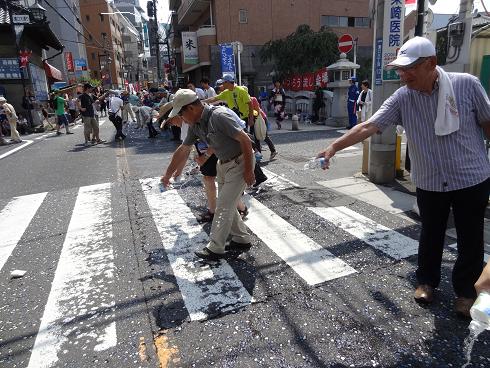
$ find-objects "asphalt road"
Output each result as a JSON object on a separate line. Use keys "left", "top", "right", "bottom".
{"left": 0, "top": 117, "right": 489, "bottom": 368}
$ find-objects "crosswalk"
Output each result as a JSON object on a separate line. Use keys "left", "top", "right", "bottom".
{"left": 0, "top": 171, "right": 486, "bottom": 366}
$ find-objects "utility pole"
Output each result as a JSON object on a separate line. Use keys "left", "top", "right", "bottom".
{"left": 368, "top": 0, "right": 405, "bottom": 184}
{"left": 444, "top": 0, "right": 473, "bottom": 73}
{"left": 153, "top": 0, "right": 161, "bottom": 84}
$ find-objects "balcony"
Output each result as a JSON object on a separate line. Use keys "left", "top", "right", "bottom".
{"left": 177, "top": 0, "right": 210, "bottom": 26}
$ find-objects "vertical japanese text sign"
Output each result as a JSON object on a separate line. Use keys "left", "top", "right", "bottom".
{"left": 382, "top": 0, "right": 405, "bottom": 81}
{"left": 182, "top": 32, "right": 198, "bottom": 65}
{"left": 219, "top": 44, "right": 235, "bottom": 78}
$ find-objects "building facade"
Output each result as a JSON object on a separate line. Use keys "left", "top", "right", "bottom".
{"left": 169, "top": 0, "right": 373, "bottom": 91}
{"left": 43, "top": 0, "right": 89, "bottom": 85}
{"left": 79, "top": 0, "right": 126, "bottom": 88}
{"left": 113, "top": 0, "right": 152, "bottom": 86}
{"left": 0, "top": 0, "right": 63, "bottom": 123}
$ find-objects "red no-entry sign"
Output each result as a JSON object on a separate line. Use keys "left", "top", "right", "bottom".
{"left": 338, "top": 34, "right": 354, "bottom": 53}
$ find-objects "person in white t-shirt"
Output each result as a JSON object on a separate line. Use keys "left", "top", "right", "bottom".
{"left": 200, "top": 77, "right": 216, "bottom": 99}
{"left": 108, "top": 92, "right": 125, "bottom": 140}
{"left": 187, "top": 82, "right": 206, "bottom": 100}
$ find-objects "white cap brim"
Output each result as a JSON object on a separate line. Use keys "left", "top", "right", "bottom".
{"left": 386, "top": 55, "right": 419, "bottom": 70}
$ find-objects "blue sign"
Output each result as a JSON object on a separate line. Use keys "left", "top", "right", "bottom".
{"left": 375, "top": 38, "right": 383, "bottom": 86}
{"left": 74, "top": 59, "right": 87, "bottom": 71}
{"left": 0, "top": 58, "right": 23, "bottom": 79}
{"left": 219, "top": 44, "right": 235, "bottom": 77}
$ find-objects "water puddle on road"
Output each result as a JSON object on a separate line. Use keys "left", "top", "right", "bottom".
{"left": 462, "top": 322, "right": 486, "bottom": 368}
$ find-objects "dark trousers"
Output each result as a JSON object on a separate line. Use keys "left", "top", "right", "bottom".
{"left": 416, "top": 178, "right": 490, "bottom": 298}
{"left": 250, "top": 124, "right": 275, "bottom": 153}
{"left": 147, "top": 121, "right": 158, "bottom": 137}
{"left": 347, "top": 101, "right": 357, "bottom": 127}
{"left": 171, "top": 125, "right": 181, "bottom": 140}
{"left": 110, "top": 115, "right": 125, "bottom": 140}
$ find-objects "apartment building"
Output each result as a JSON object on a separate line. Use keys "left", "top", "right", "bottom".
{"left": 79, "top": 0, "right": 126, "bottom": 88}
{"left": 43, "top": 0, "right": 89, "bottom": 84}
{"left": 169, "top": 0, "right": 373, "bottom": 90}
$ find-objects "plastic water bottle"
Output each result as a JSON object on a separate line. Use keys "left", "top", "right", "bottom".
{"left": 255, "top": 151, "right": 263, "bottom": 162}
{"left": 469, "top": 292, "right": 490, "bottom": 334}
{"left": 304, "top": 157, "right": 329, "bottom": 170}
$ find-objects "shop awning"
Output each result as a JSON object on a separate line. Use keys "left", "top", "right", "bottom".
{"left": 44, "top": 62, "right": 63, "bottom": 81}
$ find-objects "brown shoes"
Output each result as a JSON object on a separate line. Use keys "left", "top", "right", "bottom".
{"left": 454, "top": 297, "right": 475, "bottom": 319}
{"left": 414, "top": 284, "right": 434, "bottom": 304}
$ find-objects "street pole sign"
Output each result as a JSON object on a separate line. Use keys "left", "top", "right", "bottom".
{"left": 338, "top": 34, "right": 354, "bottom": 53}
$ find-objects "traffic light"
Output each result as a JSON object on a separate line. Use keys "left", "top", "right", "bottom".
{"left": 147, "top": 1, "right": 154, "bottom": 18}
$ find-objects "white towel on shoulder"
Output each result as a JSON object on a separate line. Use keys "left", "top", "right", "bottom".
{"left": 434, "top": 66, "right": 460, "bottom": 136}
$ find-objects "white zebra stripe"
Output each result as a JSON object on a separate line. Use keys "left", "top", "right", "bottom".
{"left": 243, "top": 195, "right": 357, "bottom": 285}
{"left": 28, "top": 183, "right": 116, "bottom": 368}
{"left": 140, "top": 177, "right": 253, "bottom": 321}
{"left": 309, "top": 206, "right": 419, "bottom": 260}
{"left": 0, "top": 192, "right": 47, "bottom": 272}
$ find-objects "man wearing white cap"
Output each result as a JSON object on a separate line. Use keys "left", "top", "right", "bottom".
{"left": 316, "top": 36, "right": 490, "bottom": 317}
{"left": 161, "top": 89, "right": 255, "bottom": 261}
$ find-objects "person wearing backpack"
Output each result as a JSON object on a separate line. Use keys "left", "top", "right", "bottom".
{"left": 243, "top": 86, "right": 277, "bottom": 161}
{"left": 161, "top": 89, "right": 255, "bottom": 261}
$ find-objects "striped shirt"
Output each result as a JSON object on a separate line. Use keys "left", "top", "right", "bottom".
{"left": 370, "top": 73, "right": 490, "bottom": 192}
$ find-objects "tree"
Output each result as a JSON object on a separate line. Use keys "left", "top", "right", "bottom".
{"left": 260, "top": 25, "right": 339, "bottom": 80}
{"left": 77, "top": 76, "right": 101, "bottom": 87}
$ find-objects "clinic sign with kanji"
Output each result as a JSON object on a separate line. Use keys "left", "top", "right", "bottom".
{"left": 382, "top": 0, "right": 405, "bottom": 81}
{"left": 182, "top": 32, "right": 198, "bottom": 65}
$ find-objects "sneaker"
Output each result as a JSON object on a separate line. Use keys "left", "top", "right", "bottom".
{"left": 66, "top": 132, "right": 74, "bottom": 135}
{"left": 270, "top": 151, "right": 278, "bottom": 160}
{"left": 96, "top": 139, "right": 106, "bottom": 144}
{"left": 56, "top": 131, "right": 62, "bottom": 135}
{"left": 225, "top": 240, "right": 252, "bottom": 253}
{"left": 91, "top": 139, "right": 96, "bottom": 144}
{"left": 197, "top": 210, "right": 214, "bottom": 223}
{"left": 84, "top": 142, "right": 90, "bottom": 147}
{"left": 194, "top": 247, "right": 225, "bottom": 261}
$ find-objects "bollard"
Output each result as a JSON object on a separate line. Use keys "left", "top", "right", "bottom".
{"left": 362, "top": 139, "right": 369, "bottom": 174}
{"left": 395, "top": 134, "right": 404, "bottom": 178}
{"left": 291, "top": 114, "right": 299, "bottom": 131}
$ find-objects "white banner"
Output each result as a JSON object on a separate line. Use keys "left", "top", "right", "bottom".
{"left": 382, "top": 0, "right": 405, "bottom": 81}
{"left": 182, "top": 32, "right": 198, "bottom": 65}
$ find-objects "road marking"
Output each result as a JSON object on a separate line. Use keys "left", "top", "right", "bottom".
{"left": 261, "top": 168, "right": 300, "bottom": 191}
{"left": 0, "top": 139, "right": 33, "bottom": 160}
{"left": 0, "top": 192, "right": 47, "bottom": 272}
{"left": 243, "top": 195, "right": 357, "bottom": 285}
{"left": 34, "top": 133, "right": 50, "bottom": 140}
{"left": 28, "top": 183, "right": 116, "bottom": 367}
{"left": 309, "top": 206, "right": 419, "bottom": 260}
{"left": 140, "top": 177, "right": 253, "bottom": 321}
{"left": 317, "top": 177, "right": 415, "bottom": 215}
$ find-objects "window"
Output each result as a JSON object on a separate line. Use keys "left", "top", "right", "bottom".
{"left": 355, "top": 17, "right": 370, "bottom": 28}
{"left": 321, "top": 15, "right": 370, "bottom": 28}
{"left": 91, "top": 52, "right": 96, "bottom": 60}
{"left": 239, "top": 9, "right": 247, "bottom": 24}
{"left": 88, "top": 34, "right": 93, "bottom": 41}
{"left": 99, "top": 14, "right": 104, "bottom": 22}
{"left": 321, "top": 15, "right": 338, "bottom": 27}
{"left": 85, "top": 14, "right": 90, "bottom": 21}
